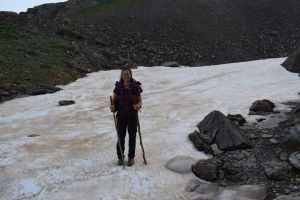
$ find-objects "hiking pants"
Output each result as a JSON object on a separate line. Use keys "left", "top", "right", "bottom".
{"left": 116, "top": 113, "right": 137, "bottom": 160}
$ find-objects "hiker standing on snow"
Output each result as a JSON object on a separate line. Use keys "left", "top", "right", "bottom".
{"left": 110, "top": 67, "right": 142, "bottom": 166}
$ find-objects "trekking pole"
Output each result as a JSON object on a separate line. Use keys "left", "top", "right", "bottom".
{"left": 110, "top": 96, "right": 125, "bottom": 169}
{"left": 137, "top": 112, "right": 147, "bottom": 165}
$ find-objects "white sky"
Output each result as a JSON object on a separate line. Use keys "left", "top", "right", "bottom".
{"left": 0, "top": 0, "right": 67, "bottom": 13}
{"left": 0, "top": 58, "right": 300, "bottom": 199}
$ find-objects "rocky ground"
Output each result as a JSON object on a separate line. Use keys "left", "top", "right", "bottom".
{"left": 190, "top": 99, "right": 300, "bottom": 199}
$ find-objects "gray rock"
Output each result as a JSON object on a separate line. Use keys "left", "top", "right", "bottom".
{"left": 189, "top": 131, "right": 213, "bottom": 154}
{"left": 28, "top": 134, "right": 40, "bottom": 137}
{"left": 279, "top": 151, "right": 289, "bottom": 161}
{"left": 261, "top": 159, "right": 292, "bottom": 180}
{"left": 165, "top": 155, "right": 197, "bottom": 174}
{"left": 210, "top": 143, "right": 224, "bottom": 155}
{"left": 284, "top": 124, "right": 300, "bottom": 147}
{"left": 289, "top": 151, "right": 300, "bottom": 170}
{"left": 270, "top": 138, "right": 279, "bottom": 144}
{"left": 221, "top": 150, "right": 257, "bottom": 175}
{"left": 250, "top": 99, "right": 275, "bottom": 112}
{"left": 262, "top": 134, "right": 273, "bottom": 138}
{"left": 161, "top": 61, "right": 180, "bottom": 67}
{"left": 227, "top": 114, "right": 246, "bottom": 126}
{"left": 192, "top": 157, "right": 218, "bottom": 181}
{"left": 58, "top": 100, "right": 75, "bottom": 106}
{"left": 281, "top": 49, "right": 300, "bottom": 73}
{"left": 273, "top": 192, "right": 300, "bottom": 200}
{"left": 197, "top": 110, "right": 252, "bottom": 150}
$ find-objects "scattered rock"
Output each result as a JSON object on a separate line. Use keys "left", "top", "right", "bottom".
{"left": 28, "top": 134, "right": 40, "bottom": 137}
{"left": 250, "top": 99, "right": 275, "bottom": 112}
{"left": 210, "top": 143, "right": 224, "bottom": 156}
{"left": 58, "top": 100, "right": 75, "bottom": 106}
{"left": 269, "top": 138, "right": 279, "bottom": 144}
{"left": 262, "top": 134, "right": 273, "bottom": 138}
{"left": 189, "top": 131, "right": 213, "bottom": 154}
{"left": 284, "top": 124, "right": 300, "bottom": 147}
{"left": 257, "top": 118, "right": 266, "bottom": 122}
{"left": 220, "top": 150, "right": 257, "bottom": 178}
{"left": 289, "top": 151, "right": 300, "bottom": 170}
{"left": 161, "top": 61, "right": 180, "bottom": 67}
{"left": 191, "top": 157, "right": 218, "bottom": 181}
{"left": 227, "top": 114, "right": 246, "bottom": 126}
{"left": 40, "top": 64, "right": 50, "bottom": 69}
{"left": 279, "top": 151, "right": 289, "bottom": 161}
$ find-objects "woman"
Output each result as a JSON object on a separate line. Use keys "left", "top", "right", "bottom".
{"left": 110, "top": 67, "right": 142, "bottom": 166}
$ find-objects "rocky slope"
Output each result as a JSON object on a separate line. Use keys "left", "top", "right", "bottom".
{"left": 1, "top": 0, "right": 300, "bottom": 102}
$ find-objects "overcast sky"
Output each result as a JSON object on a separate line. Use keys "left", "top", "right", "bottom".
{"left": 0, "top": 0, "right": 67, "bottom": 13}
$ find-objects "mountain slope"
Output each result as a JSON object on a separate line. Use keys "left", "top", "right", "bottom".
{"left": 0, "top": 0, "right": 299, "bottom": 102}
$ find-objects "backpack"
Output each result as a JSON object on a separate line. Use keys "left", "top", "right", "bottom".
{"left": 114, "top": 79, "right": 143, "bottom": 111}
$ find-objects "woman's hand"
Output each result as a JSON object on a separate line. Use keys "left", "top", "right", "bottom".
{"left": 133, "top": 104, "right": 141, "bottom": 111}
{"left": 110, "top": 104, "right": 116, "bottom": 112}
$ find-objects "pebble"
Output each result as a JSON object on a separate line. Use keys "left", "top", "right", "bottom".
{"left": 270, "top": 138, "right": 279, "bottom": 144}
{"left": 262, "top": 134, "right": 273, "bottom": 138}
{"left": 283, "top": 188, "right": 290, "bottom": 194}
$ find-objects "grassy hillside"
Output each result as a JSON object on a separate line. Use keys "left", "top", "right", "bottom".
{"left": 0, "top": 24, "right": 81, "bottom": 99}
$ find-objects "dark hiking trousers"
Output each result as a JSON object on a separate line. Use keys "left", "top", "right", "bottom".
{"left": 116, "top": 113, "right": 137, "bottom": 160}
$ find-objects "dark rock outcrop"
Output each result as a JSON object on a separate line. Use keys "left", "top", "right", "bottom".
{"left": 196, "top": 110, "right": 252, "bottom": 150}
{"left": 281, "top": 49, "right": 300, "bottom": 73}
{"left": 227, "top": 114, "right": 246, "bottom": 126}
{"left": 26, "top": 83, "right": 62, "bottom": 95}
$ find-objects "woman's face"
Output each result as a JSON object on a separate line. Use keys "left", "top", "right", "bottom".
{"left": 122, "top": 70, "right": 132, "bottom": 82}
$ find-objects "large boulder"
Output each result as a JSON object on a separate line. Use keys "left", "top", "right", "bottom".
{"left": 250, "top": 99, "right": 275, "bottom": 112}
{"left": 191, "top": 157, "right": 219, "bottom": 181}
{"left": 281, "top": 49, "right": 300, "bottom": 73}
{"left": 196, "top": 110, "right": 252, "bottom": 150}
{"left": 289, "top": 151, "right": 300, "bottom": 170}
{"left": 165, "top": 156, "right": 197, "bottom": 174}
{"left": 283, "top": 105, "right": 300, "bottom": 147}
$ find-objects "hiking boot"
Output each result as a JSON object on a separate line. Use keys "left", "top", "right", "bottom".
{"left": 117, "top": 159, "right": 124, "bottom": 166}
{"left": 127, "top": 158, "right": 135, "bottom": 166}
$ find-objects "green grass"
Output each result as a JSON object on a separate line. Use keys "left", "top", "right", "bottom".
{"left": 71, "top": 0, "right": 143, "bottom": 20}
{"left": 0, "top": 24, "right": 80, "bottom": 93}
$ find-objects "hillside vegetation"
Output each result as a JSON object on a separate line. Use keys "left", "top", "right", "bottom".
{"left": 0, "top": 24, "right": 82, "bottom": 101}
